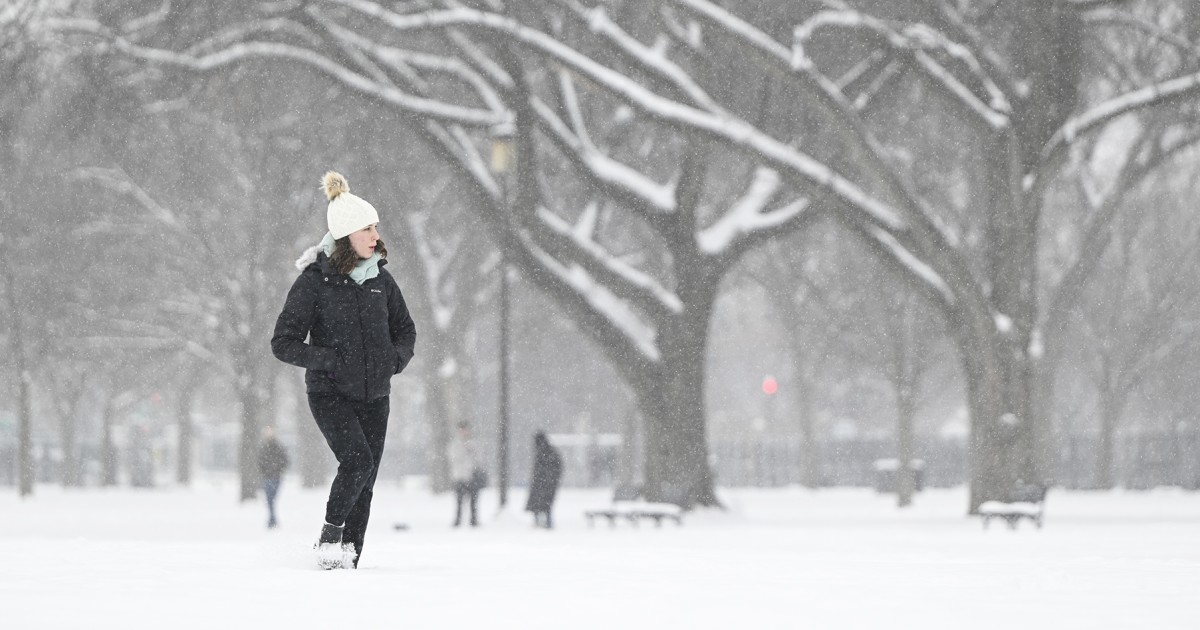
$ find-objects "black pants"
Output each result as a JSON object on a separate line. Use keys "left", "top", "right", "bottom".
{"left": 309, "top": 393, "right": 390, "bottom": 561}
{"left": 453, "top": 481, "right": 479, "bottom": 526}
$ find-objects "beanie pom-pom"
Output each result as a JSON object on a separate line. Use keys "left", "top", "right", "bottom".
{"left": 321, "top": 171, "right": 349, "bottom": 201}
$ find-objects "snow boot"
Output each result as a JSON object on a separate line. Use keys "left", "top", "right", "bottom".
{"left": 314, "top": 522, "right": 356, "bottom": 570}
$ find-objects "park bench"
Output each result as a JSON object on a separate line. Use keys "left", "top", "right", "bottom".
{"left": 870, "top": 458, "right": 926, "bottom": 494}
{"left": 584, "top": 485, "right": 685, "bottom": 528}
{"left": 977, "top": 483, "right": 1048, "bottom": 530}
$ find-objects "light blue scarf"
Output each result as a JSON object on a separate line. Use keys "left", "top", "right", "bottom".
{"left": 321, "top": 231, "right": 382, "bottom": 285}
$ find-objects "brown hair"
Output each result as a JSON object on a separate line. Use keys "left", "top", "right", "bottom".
{"left": 329, "top": 236, "right": 387, "bottom": 275}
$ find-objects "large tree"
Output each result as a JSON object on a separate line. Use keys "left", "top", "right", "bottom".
{"left": 61, "top": 0, "right": 1200, "bottom": 509}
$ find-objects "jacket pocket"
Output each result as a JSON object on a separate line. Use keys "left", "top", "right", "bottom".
{"left": 315, "top": 345, "right": 352, "bottom": 396}
{"left": 311, "top": 346, "right": 338, "bottom": 372}
{"left": 395, "top": 346, "right": 413, "bottom": 374}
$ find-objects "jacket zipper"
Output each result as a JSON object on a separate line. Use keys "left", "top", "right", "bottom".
{"left": 356, "top": 281, "right": 369, "bottom": 399}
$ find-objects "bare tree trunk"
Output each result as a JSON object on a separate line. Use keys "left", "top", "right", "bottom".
{"left": 618, "top": 406, "right": 639, "bottom": 489}
{"left": 176, "top": 399, "right": 193, "bottom": 486}
{"left": 953, "top": 3, "right": 1083, "bottom": 510}
{"left": 236, "top": 380, "right": 264, "bottom": 501}
{"left": 421, "top": 329, "right": 461, "bottom": 494}
{"left": 895, "top": 395, "right": 916, "bottom": 508}
{"left": 295, "top": 373, "right": 330, "bottom": 489}
{"left": 795, "top": 372, "right": 821, "bottom": 489}
{"left": 4, "top": 266, "right": 34, "bottom": 497}
{"left": 638, "top": 376, "right": 718, "bottom": 507}
{"left": 895, "top": 306, "right": 918, "bottom": 508}
{"left": 59, "top": 413, "right": 81, "bottom": 488}
{"left": 1029, "top": 347, "right": 1059, "bottom": 485}
{"left": 426, "top": 372, "right": 457, "bottom": 494}
{"left": 897, "top": 369, "right": 912, "bottom": 506}
{"left": 226, "top": 268, "right": 279, "bottom": 501}
{"left": 16, "top": 348, "right": 34, "bottom": 497}
{"left": 101, "top": 394, "right": 119, "bottom": 487}
{"left": 962, "top": 349, "right": 1025, "bottom": 508}
{"left": 960, "top": 124, "right": 1041, "bottom": 510}
{"left": 637, "top": 283, "right": 720, "bottom": 508}
{"left": 957, "top": 299, "right": 1031, "bottom": 511}
{"left": 175, "top": 365, "right": 201, "bottom": 486}
{"left": 1094, "top": 379, "right": 1124, "bottom": 489}
{"left": 232, "top": 344, "right": 272, "bottom": 500}
{"left": 53, "top": 371, "right": 88, "bottom": 488}
{"left": 1, "top": 15, "right": 36, "bottom": 498}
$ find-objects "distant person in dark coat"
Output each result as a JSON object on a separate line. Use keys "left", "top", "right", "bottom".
{"left": 525, "top": 431, "right": 563, "bottom": 529}
{"left": 258, "top": 426, "right": 290, "bottom": 529}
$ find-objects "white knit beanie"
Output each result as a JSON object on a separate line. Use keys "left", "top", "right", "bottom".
{"left": 322, "top": 171, "right": 379, "bottom": 239}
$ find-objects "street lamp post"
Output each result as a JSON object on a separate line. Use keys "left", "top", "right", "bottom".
{"left": 490, "top": 124, "right": 515, "bottom": 508}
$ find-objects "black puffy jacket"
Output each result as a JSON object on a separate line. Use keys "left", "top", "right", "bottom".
{"left": 271, "top": 247, "right": 416, "bottom": 401}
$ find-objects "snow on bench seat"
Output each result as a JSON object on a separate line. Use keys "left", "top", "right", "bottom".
{"left": 585, "top": 500, "right": 684, "bottom": 527}
{"left": 977, "top": 485, "right": 1048, "bottom": 530}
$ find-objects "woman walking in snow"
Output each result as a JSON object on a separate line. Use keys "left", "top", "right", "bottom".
{"left": 271, "top": 171, "right": 417, "bottom": 569}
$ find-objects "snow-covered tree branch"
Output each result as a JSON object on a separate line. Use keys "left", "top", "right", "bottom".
{"left": 59, "top": 0, "right": 1200, "bottom": 510}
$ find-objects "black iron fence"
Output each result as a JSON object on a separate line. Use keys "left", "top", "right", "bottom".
{"left": 709, "top": 430, "right": 1200, "bottom": 490}
{"left": 4, "top": 430, "right": 1199, "bottom": 490}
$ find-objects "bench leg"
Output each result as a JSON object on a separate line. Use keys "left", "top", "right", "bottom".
{"left": 984, "top": 510, "right": 1046, "bottom": 531}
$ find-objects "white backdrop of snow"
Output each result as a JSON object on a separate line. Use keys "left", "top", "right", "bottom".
{"left": 2, "top": 481, "right": 1198, "bottom": 629}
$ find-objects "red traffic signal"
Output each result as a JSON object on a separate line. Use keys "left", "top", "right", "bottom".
{"left": 762, "top": 377, "right": 778, "bottom": 396}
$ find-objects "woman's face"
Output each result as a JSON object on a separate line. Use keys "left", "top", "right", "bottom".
{"left": 348, "top": 223, "right": 380, "bottom": 259}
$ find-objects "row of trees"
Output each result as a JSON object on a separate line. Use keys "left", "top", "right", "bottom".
{"left": 3, "top": 0, "right": 1199, "bottom": 511}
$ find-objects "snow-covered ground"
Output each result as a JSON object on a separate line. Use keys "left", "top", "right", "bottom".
{"left": 2, "top": 480, "right": 1197, "bottom": 629}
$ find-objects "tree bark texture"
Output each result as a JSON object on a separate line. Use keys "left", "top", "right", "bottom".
{"left": 4, "top": 267, "right": 34, "bottom": 497}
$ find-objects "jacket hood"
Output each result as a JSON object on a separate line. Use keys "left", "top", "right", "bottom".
{"left": 295, "top": 242, "right": 324, "bottom": 271}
